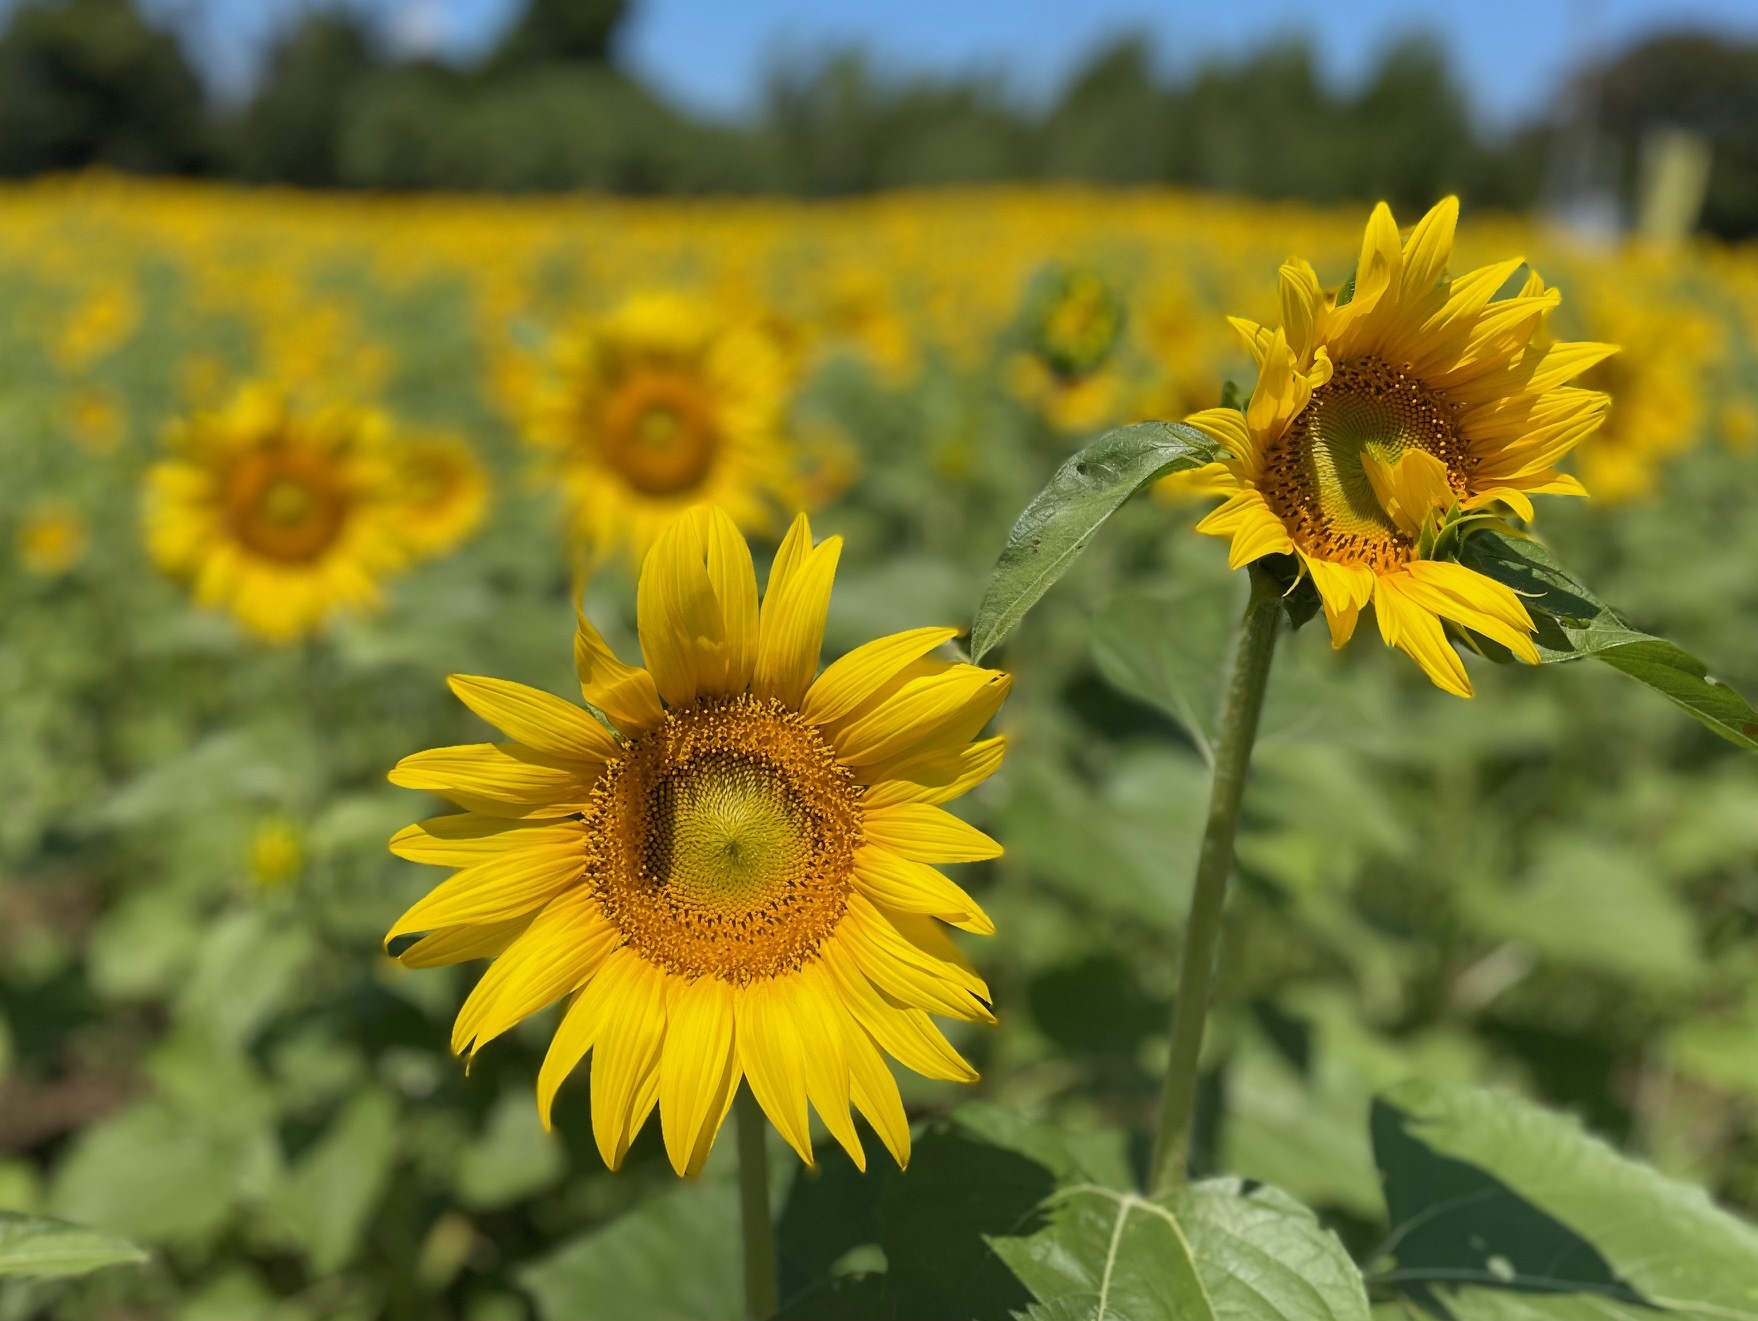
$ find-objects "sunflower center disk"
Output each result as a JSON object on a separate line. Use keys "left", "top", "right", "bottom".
{"left": 224, "top": 444, "right": 350, "bottom": 563}
{"left": 590, "top": 697, "right": 862, "bottom": 983}
{"left": 600, "top": 369, "right": 719, "bottom": 497}
{"left": 1262, "top": 356, "right": 1469, "bottom": 569}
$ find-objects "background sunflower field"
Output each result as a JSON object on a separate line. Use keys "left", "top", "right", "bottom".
{"left": 4, "top": 1, "right": 1758, "bottom": 1318}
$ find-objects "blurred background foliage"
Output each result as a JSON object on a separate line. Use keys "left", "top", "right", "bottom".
{"left": 0, "top": 0, "right": 1755, "bottom": 235}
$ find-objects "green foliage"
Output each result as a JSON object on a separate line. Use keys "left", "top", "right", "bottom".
{"left": 522, "top": 1182, "right": 742, "bottom": 1321}
{"left": 0, "top": 0, "right": 208, "bottom": 177}
{"left": 1371, "top": 1080, "right": 1758, "bottom": 1317}
{"left": 0, "top": 1214, "right": 145, "bottom": 1279}
{"left": 969, "top": 421, "right": 1222, "bottom": 663}
{"left": 1460, "top": 528, "right": 1758, "bottom": 751}
{"left": 994, "top": 1180, "right": 1371, "bottom": 1321}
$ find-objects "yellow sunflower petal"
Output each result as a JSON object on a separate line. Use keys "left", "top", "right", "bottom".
{"left": 390, "top": 814, "right": 581, "bottom": 867}
{"left": 791, "top": 964, "right": 866, "bottom": 1170}
{"left": 860, "top": 736, "right": 1006, "bottom": 809}
{"left": 636, "top": 506, "right": 734, "bottom": 706}
{"left": 819, "top": 937, "right": 978, "bottom": 1083}
{"left": 659, "top": 974, "right": 739, "bottom": 1177}
{"left": 574, "top": 612, "right": 664, "bottom": 735}
{"left": 801, "top": 626, "right": 959, "bottom": 727}
{"left": 736, "top": 978, "right": 815, "bottom": 1165}
{"left": 537, "top": 948, "right": 649, "bottom": 1130}
{"left": 451, "top": 889, "right": 619, "bottom": 1056}
{"left": 1301, "top": 555, "right": 1375, "bottom": 649}
{"left": 1182, "top": 408, "right": 1256, "bottom": 463}
{"left": 448, "top": 674, "right": 621, "bottom": 762}
{"left": 852, "top": 846, "right": 994, "bottom": 935}
{"left": 588, "top": 951, "right": 668, "bottom": 1171}
{"left": 844, "top": 1018, "right": 911, "bottom": 1168}
{"left": 1399, "top": 196, "right": 1458, "bottom": 305}
{"left": 394, "top": 914, "right": 533, "bottom": 969}
{"left": 385, "top": 843, "right": 586, "bottom": 942}
{"left": 837, "top": 896, "right": 992, "bottom": 1022}
{"left": 834, "top": 667, "right": 1010, "bottom": 769}
{"left": 1399, "top": 560, "right": 1540, "bottom": 664}
{"left": 1373, "top": 575, "right": 1472, "bottom": 698}
{"left": 862, "top": 804, "right": 1001, "bottom": 863}
{"left": 388, "top": 744, "right": 598, "bottom": 818}
{"left": 755, "top": 514, "right": 843, "bottom": 708}
{"left": 1278, "top": 258, "right": 1324, "bottom": 361}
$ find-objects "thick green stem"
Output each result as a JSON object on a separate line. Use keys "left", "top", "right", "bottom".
{"left": 735, "top": 1085, "right": 778, "bottom": 1319}
{"left": 1147, "top": 573, "right": 1281, "bottom": 1195}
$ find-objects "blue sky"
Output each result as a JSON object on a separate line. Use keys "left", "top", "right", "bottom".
{"left": 154, "top": 0, "right": 1758, "bottom": 126}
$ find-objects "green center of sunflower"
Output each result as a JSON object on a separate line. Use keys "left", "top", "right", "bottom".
{"left": 1261, "top": 356, "right": 1469, "bottom": 568}
{"left": 652, "top": 757, "right": 815, "bottom": 909}
{"left": 588, "top": 697, "right": 862, "bottom": 983}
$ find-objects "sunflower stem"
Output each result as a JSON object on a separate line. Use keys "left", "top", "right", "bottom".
{"left": 735, "top": 1084, "right": 778, "bottom": 1319}
{"left": 1147, "top": 569, "right": 1281, "bottom": 1195}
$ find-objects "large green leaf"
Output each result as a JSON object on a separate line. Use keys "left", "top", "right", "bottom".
{"left": 990, "top": 1178, "right": 1372, "bottom": 1321}
{"left": 274, "top": 1088, "right": 399, "bottom": 1274}
{"left": 0, "top": 1212, "right": 147, "bottom": 1278}
{"left": 1459, "top": 530, "right": 1758, "bottom": 752}
{"left": 1371, "top": 1079, "right": 1758, "bottom": 1319}
{"left": 522, "top": 1183, "right": 742, "bottom": 1321}
{"left": 1090, "top": 579, "right": 1240, "bottom": 758}
{"left": 969, "top": 421, "right": 1222, "bottom": 663}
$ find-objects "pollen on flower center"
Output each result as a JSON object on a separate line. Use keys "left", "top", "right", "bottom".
{"left": 1261, "top": 355, "right": 1470, "bottom": 568}
{"left": 588, "top": 695, "right": 862, "bottom": 983}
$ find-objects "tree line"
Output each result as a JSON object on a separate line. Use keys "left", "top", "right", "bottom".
{"left": 1, "top": 0, "right": 1755, "bottom": 238}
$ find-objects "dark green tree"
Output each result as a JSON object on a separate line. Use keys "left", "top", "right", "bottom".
{"left": 488, "top": 0, "right": 629, "bottom": 70}
{"left": 233, "top": 9, "right": 379, "bottom": 185}
{"left": 1588, "top": 31, "right": 1758, "bottom": 240}
{"left": 0, "top": 0, "right": 207, "bottom": 176}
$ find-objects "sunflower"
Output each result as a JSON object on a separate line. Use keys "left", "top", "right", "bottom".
{"left": 1182, "top": 198, "right": 1616, "bottom": 697}
{"left": 144, "top": 385, "right": 410, "bottom": 643}
{"left": 389, "top": 434, "right": 490, "bottom": 559}
{"left": 520, "top": 294, "right": 801, "bottom": 562}
{"left": 386, "top": 506, "right": 1009, "bottom": 1176}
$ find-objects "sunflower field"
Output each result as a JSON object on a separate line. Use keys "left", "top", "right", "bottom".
{"left": 3, "top": 174, "right": 1758, "bottom": 1321}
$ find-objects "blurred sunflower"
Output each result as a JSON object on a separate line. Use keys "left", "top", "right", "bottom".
{"left": 390, "top": 435, "right": 490, "bottom": 559}
{"left": 519, "top": 294, "right": 801, "bottom": 562}
{"left": 144, "top": 386, "right": 409, "bottom": 643}
{"left": 16, "top": 504, "right": 87, "bottom": 577}
{"left": 387, "top": 506, "right": 1008, "bottom": 1176}
{"left": 1009, "top": 266, "right": 1131, "bottom": 434}
{"left": 1183, "top": 197, "right": 1615, "bottom": 696}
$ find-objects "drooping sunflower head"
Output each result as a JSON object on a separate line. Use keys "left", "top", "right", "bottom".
{"left": 387, "top": 506, "right": 1009, "bottom": 1176}
{"left": 144, "top": 385, "right": 409, "bottom": 643}
{"left": 521, "top": 294, "right": 803, "bottom": 562}
{"left": 1181, "top": 197, "right": 1618, "bottom": 697}
{"left": 388, "top": 434, "right": 490, "bottom": 559}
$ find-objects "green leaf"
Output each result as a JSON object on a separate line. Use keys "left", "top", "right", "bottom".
{"left": 274, "top": 1089, "right": 399, "bottom": 1274}
{"left": 969, "top": 421, "right": 1223, "bottom": 663}
{"left": 1371, "top": 1079, "right": 1758, "bottom": 1319}
{"left": 1090, "top": 579, "right": 1240, "bottom": 757}
{"left": 454, "top": 1090, "right": 565, "bottom": 1211}
{"left": 522, "top": 1183, "right": 741, "bottom": 1321}
{"left": 1458, "top": 530, "right": 1758, "bottom": 752}
{"left": 990, "top": 1178, "right": 1372, "bottom": 1321}
{"left": 1455, "top": 836, "right": 1701, "bottom": 985}
{"left": 0, "top": 1212, "right": 147, "bottom": 1279}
